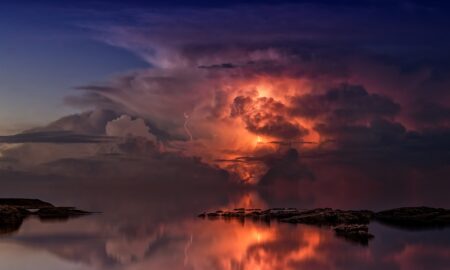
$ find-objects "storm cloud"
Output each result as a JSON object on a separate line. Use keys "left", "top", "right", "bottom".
{"left": 231, "top": 96, "right": 308, "bottom": 140}
{"left": 1, "top": 1, "right": 450, "bottom": 202}
{"left": 289, "top": 84, "right": 401, "bottom": 123}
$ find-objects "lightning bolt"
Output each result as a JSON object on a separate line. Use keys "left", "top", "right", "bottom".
{"left": 184, "top": 233, "right": 194, "bottom": 266}
{"left": 184, "top": 112, "right": 193, "bottom": 141}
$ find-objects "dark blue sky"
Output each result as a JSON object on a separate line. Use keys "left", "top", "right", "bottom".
{"left": 0, "top": 1, "right": 149, "bottom": 131}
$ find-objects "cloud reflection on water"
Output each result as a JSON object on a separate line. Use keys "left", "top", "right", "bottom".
{"left": 0, "top": 186, "right": 448, "bottom": 270}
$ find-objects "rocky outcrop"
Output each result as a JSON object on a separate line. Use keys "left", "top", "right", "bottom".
{"left": 334, "top": 224, "right": 374, "bottom": 245}
{"left": 279, "top": 208, "right": 373, "bottom": 225}
{"left": 0, "top": 199, "right": 92, "bottom": 235}
{"left": 198, "top": 207, "right": 375, "bottom": 244}
{"left": 36, "top": 207, "right": 91, "bottom": 221}
{"left": 375, "top": 207, "right": 450, "bottom": 228}
{"left": 0, "top": 198, "right": 54, "bottom": 209}
{"left": 0, "top": 206, "right": 25, "bottom": 234}
{"left": 198, "top": 206, "right": 450, "bottom": 245}
{"left": 199, "top": 208, "right": 373, "bottom": 225}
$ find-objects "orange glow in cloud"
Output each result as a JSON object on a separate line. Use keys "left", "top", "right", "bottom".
{"left": 175, "top": 74, "right": 320, "bottom": 183}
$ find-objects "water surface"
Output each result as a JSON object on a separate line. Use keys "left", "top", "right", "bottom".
{"left": 1, "top": 182, "right": 449, "bottom": 270}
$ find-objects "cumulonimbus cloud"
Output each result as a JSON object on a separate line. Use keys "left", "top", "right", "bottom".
{"left": 4, "top": 2, "right": 450, "bottom": 186}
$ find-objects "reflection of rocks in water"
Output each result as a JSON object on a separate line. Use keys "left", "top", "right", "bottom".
{"left": 0, "top": 199, "right": 92, "bottom": 235}
{"left": 199, "top": 207, "right": 450, "bottom": 246}
{"left": 334, "top": 224, "right": 373, "bottom": 245}
{"left": 199, "top": 208, "right": 375, "bottom": 245}
{"left": 375, "top": 207, "right": 450, "bottom": 229}
{"left": 0, "top": 206, "right": 25, "bottom": 235}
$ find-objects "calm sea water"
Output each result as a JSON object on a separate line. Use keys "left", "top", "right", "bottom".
{"left": 0, "top": 180, "right": 449, "bottom": 270}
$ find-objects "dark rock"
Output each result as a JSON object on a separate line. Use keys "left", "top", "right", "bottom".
{"left": 334, "top": 224, "right": 374, "bottom": 245}
{"left": 35, "top": 207, "right": 91, "bottom": 221}
{"left": 0, "top": 199, "right": 93, "bottom": 234}
{"left": 375, "top": 207, "right": 450, "bottom": 228}
{"left": 262, "top": 208, "right": 300, "bottom": 219}
{"left": 280, "top": 209, "right": 373, "bottom": 225}
{"left": 199, "top": 208, "right": 373, "bottom": 225}
{"left": 222, "top": 211, "right": 245, "bottom": 218}
{"left": 0, "top": 206, "right": 25, "bottom": 235}
{"left": 0, "top": 198, "right": 54, "bottom": 209}
{"left": 245, "top": 211, "right": 261, "bottom": 218}
{"left": 206, "top": 212, "right": 220, "bottom": 218}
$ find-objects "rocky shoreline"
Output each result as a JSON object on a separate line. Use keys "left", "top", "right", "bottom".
{"left": 0, "top": 198, "right": 92, "bottom": 235}
{"left": 198, "top": 207, "right": 450, "bottom": 245}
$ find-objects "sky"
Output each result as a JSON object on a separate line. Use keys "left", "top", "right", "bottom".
{"left": 0, "top": 2, "right": 149, "bottom": 132}
{"left": 1, "top": 0, "right": 450, "bottom": 207}
{"left": 1, "top": 0, "right": 449, "bottom": 130}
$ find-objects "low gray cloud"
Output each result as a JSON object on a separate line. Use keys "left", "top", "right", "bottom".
{"left": 0, "top": 131, "right": 111, "bottom": 144}
{"left": 28, "top": 109, "right": 120, "bottom": 135}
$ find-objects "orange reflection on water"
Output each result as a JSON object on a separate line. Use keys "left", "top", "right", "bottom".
{"left": 245, "top": 226, "right": 324, "bottom": 270}
{"left": 186, "top": 216, "right": 326, "bottom": 270}
{"left": 288, "top": 228, "right": 322, "bottom": 261}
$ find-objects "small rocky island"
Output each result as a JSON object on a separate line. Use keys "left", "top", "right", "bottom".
{"left": 0, "top": 198, "right": 92, "bottom": 235}
{"left": 198, "top": 207, "right": 450, "bottom": 245}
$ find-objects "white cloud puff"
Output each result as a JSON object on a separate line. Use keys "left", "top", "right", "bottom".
{"left": 106, "top": 115, "right": 157, "bottom": 143}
